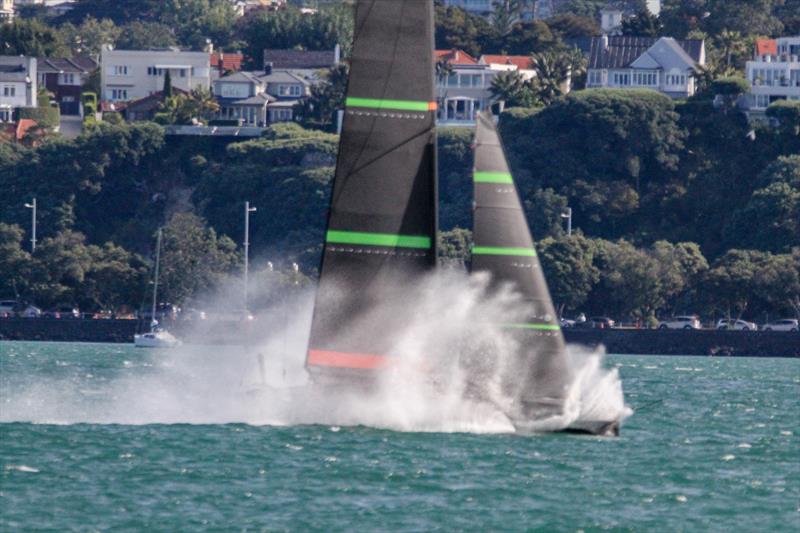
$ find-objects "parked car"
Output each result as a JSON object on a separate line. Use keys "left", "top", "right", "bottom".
{"left": 658, "top": 316, "right": 701, "bottom": 330}
{"left": 0, "top": 299, "right": 18, "bottom": 317}
{"left": 576, "top": 316, "right": 615, "bottom": 329}
{"left": 716, "top": 318, "right": 757, "bottom": 331}
{"left": 138, "top": 303, "right": 180, "bottom": 322}
{"left": 16, "top": 305, "right": 42, "bottom": 318}
{"left": 761, "top": 319, "right": 799, "bottom": 332}
{"left": 559, "top": 317, "right": 576, "bottom": 328}
{"left": 43, "top": 305, "right": 81, "bottom": 319}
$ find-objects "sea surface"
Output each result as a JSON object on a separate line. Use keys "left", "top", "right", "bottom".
{"left": 1, "top": 341, "right": 798, "bottom": 532}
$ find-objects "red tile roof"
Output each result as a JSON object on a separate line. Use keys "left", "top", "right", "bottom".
{"left": 480, "top": 54, "right": 533, "bottom": 70}
{"left": 755, "top": 39, "right": 777, "bottom": 57}
{"left": 210, "top": 52, "right": 244, "bottom": 72}
{"left": 435, "top": 49, "right": 479, "bottom": 65}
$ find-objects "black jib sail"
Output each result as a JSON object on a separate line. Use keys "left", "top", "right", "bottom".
{"left": 470, "top": 111, "right": 572, "bottom": 425}
{"left": 306, "top": 0, "right": 438, "bottom": 377}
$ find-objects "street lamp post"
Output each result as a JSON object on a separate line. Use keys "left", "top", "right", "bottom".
{"left": 561, "top": 207, "right": 572, "bottom": 236}
{"left": 243, "top": 201, "right": 257, "bottom": 312}
{"left": 24, "top": 198, "right": 37, "bottom": 252}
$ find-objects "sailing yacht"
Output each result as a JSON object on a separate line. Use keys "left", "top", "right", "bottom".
{"left": 134, "top": 229, "right": 181, "bottom": 349}
{"left": 301, "top": 0, "right": 620, "bottom": 435}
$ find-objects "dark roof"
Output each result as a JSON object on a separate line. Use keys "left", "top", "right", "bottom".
{"left": 125, "top": 88, "right": 189, "bottom": 112}
{"left": 36, "top": 57, "right": 99, "bottom": 74}
{"left": 587, "top": 36, "right": 704, "bottom": 69}
{"left": 262, "top": 49, "right": 337, "bottom": 70}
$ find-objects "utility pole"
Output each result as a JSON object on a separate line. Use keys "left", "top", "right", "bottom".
{"left": 243, "top": 201, "right": 257, "bottom": 312}
{"left": 561, "top": 207, "right": 572, "bottom": 236}
{"left": 24, "top": 198, "right": 36, "bottom": 252}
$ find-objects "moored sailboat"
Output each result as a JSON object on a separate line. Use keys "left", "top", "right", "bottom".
{"left": 135, "top": 229, "right": 181, "bottom": 349}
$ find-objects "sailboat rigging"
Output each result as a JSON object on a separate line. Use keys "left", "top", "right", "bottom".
{"left": 135, "top": 228, "right": 181, "bottom": 349}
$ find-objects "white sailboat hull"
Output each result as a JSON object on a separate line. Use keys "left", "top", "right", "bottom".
{"left": 134, "top": 331, "right": 182, "bottom": 348}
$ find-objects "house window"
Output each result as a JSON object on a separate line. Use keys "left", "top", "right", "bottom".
{"left": 756, "top": 94, "right": 770, "bottom": 108}
{"left": 0, "top": 109, "right": 11, "bottom": 122}
{"left": 613, "top": 72, "right": 630, "bottom": 86}
{"left": 666, "top": 74, "right": 686, "bottom": 86}
{"left": 147, "top": 67, "right": 165, "bottom": 76}
{"left": 290, "top": 84, "right": 302, "bottom": 96}
{"left": 111, "top": 65, "right": 129, "bottom": 76}
{"left": 278, "top": 84, "right": 301, "bottom": 96}
{"left": 272, "top": 108, "right": 292, "bottom": 121}
{"left": 111, "top": 89, "right": 128, "bottom": 100}
{"left": 588, "top": 70, "right": 602, "bottom": 85}
{"left": 179, "top": 69, "right": 187, "bottom": 78}
{"left": 3, "top": 86, "right": 15, "bottom": 97}
{"left": 446, "top": 74, "right": 458, "bottom": 87}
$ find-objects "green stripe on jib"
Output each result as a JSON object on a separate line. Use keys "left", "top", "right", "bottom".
{"left": 473, "top": 171, "right": 514, "bottom": 184}
{"left": 346, "top": 97, "right": 436, "bottom": 112}
{"left": 472, "top": 246, "right": 537, "bottom": 257}
{"left": 503, "top": 323, "right": 561, "bottom": 331}
{"left": 327, "top": 230, "right": 431, "bottom": 249}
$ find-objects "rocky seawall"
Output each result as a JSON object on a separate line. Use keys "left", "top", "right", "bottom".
{"left": 0, "top": 319, "right": 798, "bottom": 357}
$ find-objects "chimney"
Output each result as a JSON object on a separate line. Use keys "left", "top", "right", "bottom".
{"left": 265, "top": 62, "right": 273, "bottom": 75}
{"left": 601, "top": 34, "right": 609, "bottom": 51}
{"left": 334, "top": 43, "right": 341, "bottom": 64}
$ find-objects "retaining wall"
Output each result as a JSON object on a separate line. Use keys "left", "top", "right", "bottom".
{"left": 1, "top": 319, "right": 798, "bottom": 357}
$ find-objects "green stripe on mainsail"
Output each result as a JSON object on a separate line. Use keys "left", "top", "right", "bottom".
{"left": 346, "top": 97, "right": 433, "bottom": 112}
{"left": 473, "top": 171, "right": 514, "bottom": 184}
{"left": 502, "top": 323, "right": 561, "bottom": 331}
{"left": 327, "top": 230, "right": 431, "bottom": 249}
{"left": 472, "top": 246, "right": 537, "bottom": 257}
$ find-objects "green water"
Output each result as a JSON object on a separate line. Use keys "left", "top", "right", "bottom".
{"left": 1, "top": 342, "right": 798, "bottom": 531}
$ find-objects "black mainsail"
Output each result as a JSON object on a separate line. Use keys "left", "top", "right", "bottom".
{"left": 306, "top": 0, "right": 438, "bottom": 377}
{"left": 470, "top": 111, "right": 573, "bottom": 426}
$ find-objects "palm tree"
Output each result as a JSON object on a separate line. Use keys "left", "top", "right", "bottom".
{"left": 529, "top": 48, "right": 579, "bottom": 106}
{"left": 489, "top": 69, "right": 533, "bottom": 108}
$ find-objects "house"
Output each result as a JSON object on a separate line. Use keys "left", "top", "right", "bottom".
{"left": 262, "top": 45, "right": 340, "bottom": 74}
{"left": 0, "top": 56, "right": 37, "bottom": 123}
{"left": 124, "top": 88, "right": 188, "bottom": 122}
{"left": 585, "top": 35, "right": 706, "bottom": 98}
{"left": 100, "top": 47, "right": 211, "bottom": 104}
{"left": 213, "top": 71, "right": 273, "bottom": 126}
{"left": 209, "top": 52, "right": 244, "bottom": 81}
{"left": 229, "top": 0, "right": 286, "bottom": 16}
{"left": 36, "top": 57, "right": 98, "bottom": 115}
{"left": 436, "top": 49, "right": 496, "bottom": 124}
{"left": 261, "top": 69, "right": 310, "bottom": 123}
{"left": 441, "top": 0, "right": 536, "bottom": 20}
{"left": 745, "top": 36, "right": 800, "bottom": 111}
{"left": 1, "top": 0, "right": 14, "bottom": 21}
{"left": 480, "top": 54, "right": 537, "bottom": 81}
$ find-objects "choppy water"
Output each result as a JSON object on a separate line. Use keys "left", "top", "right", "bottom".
{"left": 1, "top": 341, "right": 798, "bottom": 531}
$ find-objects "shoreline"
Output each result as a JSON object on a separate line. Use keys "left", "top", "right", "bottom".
{"left": 0, "top": 318, "right": 798, "bottom": 357}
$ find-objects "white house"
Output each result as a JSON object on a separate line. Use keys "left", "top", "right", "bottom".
{"left": 100, "top": 47, "right": 211, "bottom": 103}
{"left": 746, "top": 36, "right": 800, "bottom": 111}
{"left": 212, "top": 68, "right": 310, "bottom": 125}
{"left": 436, "top": 49, "right": 496, "bottom": 124}
{"left": 586, "top": 36, "right": 706, "bottom": 98}
{"left": 1, "top": 0, "right": 14, "bottom": 21}
{"left": 0, "top": 56, "right": 37, "bottom": 123}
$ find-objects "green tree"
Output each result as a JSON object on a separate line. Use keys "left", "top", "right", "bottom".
{"left": 158, "top": 213, "right": 239, "bottom": 305}
{"left": 0, "top": 223, "right": 32, "bottom": 298}
{"left": 434, "top": 3, "right": 495, "bottom": 57}
{"left": 163, "top": 69, "right": 173, "bottom": 98}
{"left": 766, "top": 101, "right": 800, "bottom": 137}
{"left": 529, "top": 48, "right": 578, "bottom": 105}
{"left": 622, "top": 10, "right": 663, "bottom": 37}
{"left": 525, "top": 188, "right": 568, "bottom": 238}
{"left": 295, "top": 63, "right": 348, "bottom": 131}
{"left": 117, "top": 21, "right": 177, "bottom": 50}
{"left": 438, "top": 227, "right": 473, "bottom": 266}
{"left": 0, "top": 18, "right": 66, "bottom": 56}
{"left": 502, "top": 19, "right": 556, "bottom": 55}
{"left": 648, "top": 240, "right": 708, "bottom": 314}
{"left": 537, "top": 233, "right": 600, "bottom": 314}
{"left": 58, "top": 17, "right": 120, "bottom": 56}
{"left": 489, "top": 70, "right": 535, "bottom": 108}
{"left": 700, "top": 249, "right": 768, "bottom": 319}
{"left": 545, "top": 14, "right": 601, "bottom": 39}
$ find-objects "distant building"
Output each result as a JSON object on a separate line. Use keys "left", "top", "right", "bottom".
{"left": 0, "top": 56, "right": 37, "bottom": 123}
{"left": 585, "top": 36, "right": 706, "bottom": 98}
{"left": 100, "top": 47, "right": 211, "bottom": 104}
{"left": 646, "top": 0, "right": 661, "bottom": 16}
{"left": 480, "top": 54, "right": 537, "bottom": 80}
{"left": 746, "top": 36, "right": 800, "bottom": 111}
{"left": 36, "top": 57, "right": 98, "bottom": 115}
{"left": 15, "top": 0, "right": 74, "bottom": 16}
{"left": 1, "top": 0, "right": 14, "bottom": 22}
{"left": 600, "top": 6, "right": 623, "bottom": 35}
{"left": 442, "top": 0, "right": 536, "bottom": 20}
{"left": 212, "top": 68, "right": 311, "bottom": 125}
{"left": 262, "top": 45, "right": 340, "bottom": 73}
{"left": 436, "top": 49, "right": 492, "bottom": 124}
{"left": 229, "top": 0, "right": 286, "bottom": 17}
{"left": 209, "top": 52, "right": 244, "bottom": 81}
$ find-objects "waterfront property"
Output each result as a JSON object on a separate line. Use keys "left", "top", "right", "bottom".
{"left": 36, "top": 57, "right": 98, "bottom": 115}
{"left": 0, "top": 56, "right": 37, "bottom": 123}
{"left": 213, "top": 68, "right": 310, "bottom": 126}
{"left": 746, "top": 36, "right": 800, "bottom": 112}
{"left": 586, "top": 35, "right": 706, "bottom": 98}
{"left": 100, "top": 47, "right": 212, "bottom": 104}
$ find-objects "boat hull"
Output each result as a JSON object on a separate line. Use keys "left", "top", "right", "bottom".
{"left": 134, "top": 331, "right": 181, "bottom": 349}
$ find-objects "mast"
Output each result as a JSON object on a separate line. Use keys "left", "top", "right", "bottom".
{"left": 150, "top": 229, "right": 162, "bottom": 333}
{"left": 471, "top": 111, "right": 572, "bottom": 422}
{"left": 306, "top": 0, "right": 438, "bottom": 376}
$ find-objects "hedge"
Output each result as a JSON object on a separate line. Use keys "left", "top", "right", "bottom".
{"left": 18, "top": 106, "right": 60, "bottom": 129}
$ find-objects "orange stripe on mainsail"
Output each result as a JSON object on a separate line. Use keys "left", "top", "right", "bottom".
{"left": 307, "top": 350, "right": 390, "bottom": 369}
{"left": 427, "top": 101, "right": 438, "bottom": 111}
